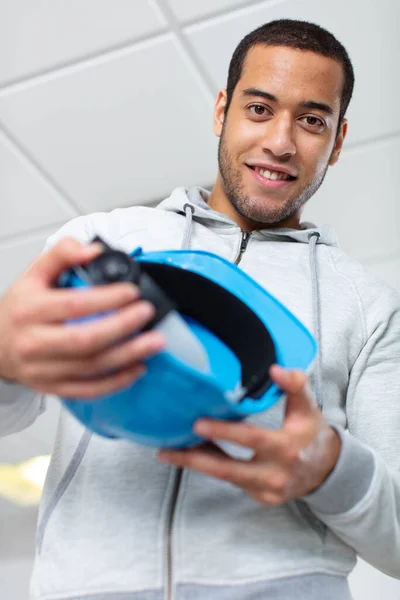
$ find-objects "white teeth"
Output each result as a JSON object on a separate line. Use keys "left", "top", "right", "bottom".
{"left": 255, "top": 167, "right": 291, "bottom": 181}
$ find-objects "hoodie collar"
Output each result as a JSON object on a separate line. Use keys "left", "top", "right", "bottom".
{"left": 157, "top": 186, "right": 339, "bottom": 247}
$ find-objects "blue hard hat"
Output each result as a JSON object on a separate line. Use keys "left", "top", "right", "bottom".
{"left": 58, "top": 240, "right": 316, "bottom": 448}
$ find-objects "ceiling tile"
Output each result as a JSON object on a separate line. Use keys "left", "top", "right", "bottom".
{"left": 185, "top": 0, "right": 400, "bottom": 144}
{"left": 0, "top": 0, "right": 166, "bottom": 86}
{"left": 0, "top": 233, "right": 57, "bottom": 295}
{"left": 0, "top": 135, "right": 75, "bottom": 240}
{"left": 165, "top": 0, "right": 252, "bottom": 23}
{"left": 365, "top": 258, "right": 400, "bottom": 293}
{"left": 0, "top": 37, "right": 218, "bottom": 214}
{"left": 303, "top": 137, "right": 400, "bottom": 262}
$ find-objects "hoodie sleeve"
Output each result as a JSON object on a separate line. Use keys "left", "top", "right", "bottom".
{"left": 0, "top": 215, "right": 93, "bottom": 438}
{"left": 302, "top": 289, "right": 400, "bottom": 578}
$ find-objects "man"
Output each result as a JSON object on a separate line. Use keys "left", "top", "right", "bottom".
{"left": 0, "top": 19, "right": 399, "bottom": 600}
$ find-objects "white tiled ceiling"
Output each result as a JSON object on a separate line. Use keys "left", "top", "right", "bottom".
{"left": 165, "top": 0, "right": 259, "bottom": 23}
{"left": 0, "top": 131, "right": 76, "bottom": 240}
{"left": 0, "top": 0, "right": 167, "bottom": 86}
{"left": 0, "top": 36, "right": 218, "bottom": 214}
{"left": 0, "top": 233, "right": 57, "bottom": 294}
{"left": 185, "top": 0, "right": 400, "bottom": 146}
{"left": 303, "top": 137, "right": 400, "bottom": 262}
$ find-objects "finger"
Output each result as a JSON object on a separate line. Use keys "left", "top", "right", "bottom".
{"left": 269, "top": 365, "right": 315, "bottom": 416}
{"left": 269, "top": 365, "right": 307, "bottom": 394}
{"left": 20, "top": 301, "right": 160, "bottom": 359}
{"left": 45, "top": 364, "right": 148, "bottom": 400}
{"left": 193, "top": 419, "right": 283, "bottom": 454}
{"left": 158, "top": 445, "right": 282, "bottom": 491}
{"left": 15, "top": 283, "right": 139, "bottom": 324}
{"left": 240, "top": 464, "right": 291, "bottom": 496}
{"left": 80, "top": 330, "right": 166, "bottom": 376}
{"left": 243, "top": 488, "right": 287, "bottom": 506}
{"left": 25, "top": 331, "right": 166, "bottom": 382}
{"left": 26, "top": 238, "right": 104, "bottom": 287}
{"left": 158, "top": 445, "right": 240, "bottom": 479}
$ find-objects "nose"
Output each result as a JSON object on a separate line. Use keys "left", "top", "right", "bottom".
{"left": 261, "top": 114, "right": 296, "bottom": 159}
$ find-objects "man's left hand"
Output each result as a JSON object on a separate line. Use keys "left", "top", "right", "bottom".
{"left": 158, "top": 365, "right": 341, "bottom": 505}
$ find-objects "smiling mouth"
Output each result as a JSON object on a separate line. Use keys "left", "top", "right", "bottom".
{"left": 247, "top": 165, "right": 297, "bottom": 182}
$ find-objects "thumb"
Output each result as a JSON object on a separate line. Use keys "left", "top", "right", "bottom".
{"left": 269, "top": 364, "right": 315, "bottom": 417}
{"left": 26, "top": 237, "right": 104, "bottom": 287}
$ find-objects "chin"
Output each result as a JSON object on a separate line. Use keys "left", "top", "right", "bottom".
{"left": 246, "top": 203, "right": 296, "bottom": 226}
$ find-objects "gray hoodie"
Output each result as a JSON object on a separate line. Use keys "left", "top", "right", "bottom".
{"left": 1, "top": 187, "right": 400, "bottom": 600}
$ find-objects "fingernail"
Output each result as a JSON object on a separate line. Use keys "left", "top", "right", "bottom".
{"left": 270, "top": 364, "right": 290, "bottom": 382}
{"left": 87, "top": 242, "right": 104, "bottom": 254}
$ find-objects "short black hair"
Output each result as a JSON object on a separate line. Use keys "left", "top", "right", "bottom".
{"left": 225, "top": 19, "right": 355, "bottom": 126}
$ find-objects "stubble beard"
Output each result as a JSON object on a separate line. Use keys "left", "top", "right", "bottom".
{"left": 217, "top": 128, "right": 330, "bottom": 227}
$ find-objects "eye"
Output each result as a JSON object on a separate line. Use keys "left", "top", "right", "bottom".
{"left": 248, "top": 104, "right": 271, "bottom": 117}
{"left": 300, "top": 115, "right": 325, "bottom": 130}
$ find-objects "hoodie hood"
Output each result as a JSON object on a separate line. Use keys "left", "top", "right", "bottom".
{"left": 157, "top": 186, "right": 340, "bottom": 248}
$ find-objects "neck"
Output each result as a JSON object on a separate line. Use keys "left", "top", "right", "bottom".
{"left": 208, "top": 174, "right": 301, "bottom": 232}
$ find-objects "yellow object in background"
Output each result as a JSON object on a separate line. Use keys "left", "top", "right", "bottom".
{"left": 0, "top": 455, "right": 50, "bottom": 506}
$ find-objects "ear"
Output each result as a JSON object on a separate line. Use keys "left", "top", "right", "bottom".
{"left": 329, "top": 119, "right": 348, "bottom": 166}
{"left": 213, "top": 89, "right": 228, "bottom": 138}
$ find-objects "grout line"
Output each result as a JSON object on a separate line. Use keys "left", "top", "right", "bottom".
{"left": 183, "top": 0, "right": 289, "bottom": 32}
{"left": 0, "top": 123, "right": 81, "bottom": 217}
{"left": 152, "top": 0, "right": 217, "bottom": 105}
{"left": 0, "top": 222, "right": 68, "bottom": 248}
{"left": 0, "top": 0, "right": 287, "bottom": 98}
{"left": 341, "top": 130, "right": 400, "bottom": 156}
{"left": 0, "top": 30, "right": 171, "bottom": 97}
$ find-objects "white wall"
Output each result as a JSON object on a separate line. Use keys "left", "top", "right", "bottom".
{"left": 0, "top": 1, "right": 399, "bottom": 599}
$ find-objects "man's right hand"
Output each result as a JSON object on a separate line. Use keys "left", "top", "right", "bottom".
{"left": 0, "top": 237, "right": 165, "bottom": 399}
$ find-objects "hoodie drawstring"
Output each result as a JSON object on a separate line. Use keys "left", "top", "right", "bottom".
{"left": 182, "top": 203, "right": 194, "bottom": 250}
{"left": 181, "top": 203, "right": 323, "bottom": 408}
{"left": 308, "top": 232, "right": 323, "bottom": 409}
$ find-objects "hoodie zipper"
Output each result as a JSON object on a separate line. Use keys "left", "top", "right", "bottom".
{"left": 165, "top": 467, "right": 183, "bottom": 600}
{"left": 164, "top": 230, "right": 250, "bottom": 600}
{"left": 235, "top": 230, "right": 251, "bottom": 265}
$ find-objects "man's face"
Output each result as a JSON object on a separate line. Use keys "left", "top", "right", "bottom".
{"left": 214, "top": 45, "right": 347, "bottom": 227}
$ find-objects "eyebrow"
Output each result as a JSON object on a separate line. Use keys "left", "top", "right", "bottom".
{"left": 241, "top": 88, "right": 334, "bottom": 116}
